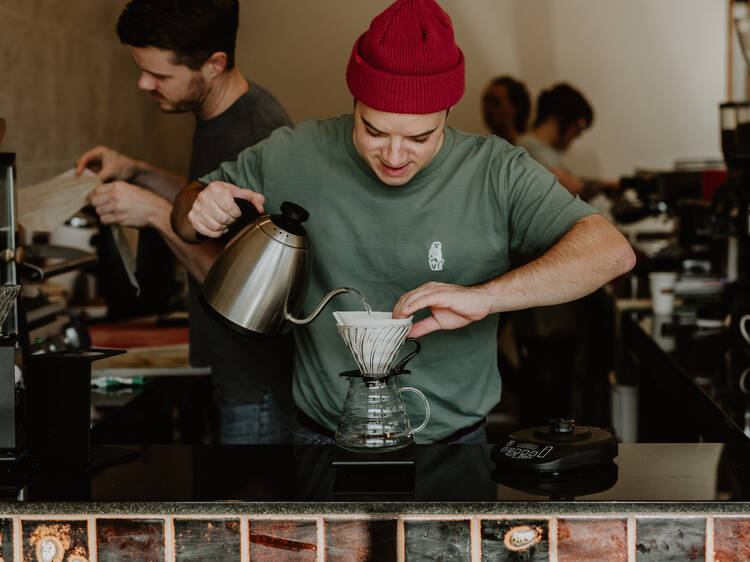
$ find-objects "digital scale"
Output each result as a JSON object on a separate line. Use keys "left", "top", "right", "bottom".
{"left": 492, "top": 418, "right": 618, "bottom": 475}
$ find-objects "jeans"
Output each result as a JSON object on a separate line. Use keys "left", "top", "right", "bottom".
{"left": 215, "top": 389, "right": 293, "bottom": 444}
{"left": 290, "top": 422, "right": 337, "bottom": 445}
{"left": 290, "top": 418, "right": 487, "bottom": 445}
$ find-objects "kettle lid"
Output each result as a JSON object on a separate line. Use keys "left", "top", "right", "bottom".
{"left": 270, "top": 201, "right": 309, "bottom": 236}
{"left": 258, "top": 201, "right": 310, "bottom": 248}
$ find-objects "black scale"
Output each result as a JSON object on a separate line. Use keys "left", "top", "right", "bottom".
{"left": 492, "top": 418, "right": 618, "bottom": 475}
{"left": 491, "top": 419, "right": 619, "bottom": 498}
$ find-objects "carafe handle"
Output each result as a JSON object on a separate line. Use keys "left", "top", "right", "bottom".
{"left": 399, "top": 386, "right": 430, "bottom": 434}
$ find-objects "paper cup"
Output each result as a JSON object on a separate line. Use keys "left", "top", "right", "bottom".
{"left": 649, "top": 272, "right": 678, "bottom": 315}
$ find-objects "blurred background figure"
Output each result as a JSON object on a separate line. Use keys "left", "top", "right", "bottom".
{"left": 518, "top": 83, "right": 617, "bottom": 198}
{"left": 481, "top": 76, "right": 531, "bottom": 144}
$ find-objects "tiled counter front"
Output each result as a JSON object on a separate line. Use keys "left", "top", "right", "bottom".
{"left": 0, "top": 510, "right": 749, "bottom": 561}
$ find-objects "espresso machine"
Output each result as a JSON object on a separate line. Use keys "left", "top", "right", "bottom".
{"left": 0, "top": 153, "right": 21, "bottom": 461}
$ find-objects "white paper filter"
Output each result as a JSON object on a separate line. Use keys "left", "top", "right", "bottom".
{"left": 333, "top": 311, "right": 412, "bottom": 376}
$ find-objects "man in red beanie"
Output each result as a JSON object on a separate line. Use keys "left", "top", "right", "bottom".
{"left": 172, "top": 0, "right": 635, "bottom": 445}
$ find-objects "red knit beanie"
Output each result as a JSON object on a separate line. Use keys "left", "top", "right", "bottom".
{"left": 346, "top": 0, "right": 465, "bottom": 114}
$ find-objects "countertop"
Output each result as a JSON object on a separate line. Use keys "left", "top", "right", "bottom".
{"left": 626, "top": 311, "right": 750, "bottom": 441}
{"left": 0, "top": 442, "right": 748, "bottom": 515}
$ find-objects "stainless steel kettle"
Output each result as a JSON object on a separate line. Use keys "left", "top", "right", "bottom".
{"left": 201, "top": 201, "right": 357, "bottom": 337}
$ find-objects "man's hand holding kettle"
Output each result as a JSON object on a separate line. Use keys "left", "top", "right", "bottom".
{"left": 171, "top": 180, "right": 265, "bottom": 242}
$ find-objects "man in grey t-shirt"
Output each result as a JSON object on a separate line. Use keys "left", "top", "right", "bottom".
{"left": 75, "top": 0, "right": 294, "bottom": 444}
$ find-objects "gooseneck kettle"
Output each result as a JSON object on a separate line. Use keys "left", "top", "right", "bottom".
{"left": 201, "top": 201, "right": 357, "bottom": 337}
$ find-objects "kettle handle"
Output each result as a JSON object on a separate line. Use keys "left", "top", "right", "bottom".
{"left": 195, "top": 198, "right": 259, "bottom": 241}
{"left": 286, "top": 287, "right": 356, "bottom": 325}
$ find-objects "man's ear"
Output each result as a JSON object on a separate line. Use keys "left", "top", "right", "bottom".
{"left": 203, "top": 52, "right": 228, "bottom": 78}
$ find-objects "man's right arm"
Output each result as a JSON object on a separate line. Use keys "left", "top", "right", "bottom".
{"left": 171, "top": 181, "right": 206, "bottom": 242}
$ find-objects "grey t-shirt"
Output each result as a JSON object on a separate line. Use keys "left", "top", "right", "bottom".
{"left": 188, "top": 83, "right": 294, "bottom": 403}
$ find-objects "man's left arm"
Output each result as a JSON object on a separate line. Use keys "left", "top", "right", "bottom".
{"left": 393, "top": 214, "right": 635, "bottom": 338}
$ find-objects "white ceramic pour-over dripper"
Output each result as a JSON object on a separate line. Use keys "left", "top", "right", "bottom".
{"left": 0, "top": 285, "right": 19, "bottom": 333}
{"left": 333, "top": 311, "right": 413, "bottom": 377}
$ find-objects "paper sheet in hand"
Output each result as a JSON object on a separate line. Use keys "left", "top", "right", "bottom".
{"left": 111, "top": 223, "right": 140, "bottom": 296}
{"left": 18, "top": 168, "right": 99, "bottom": 233}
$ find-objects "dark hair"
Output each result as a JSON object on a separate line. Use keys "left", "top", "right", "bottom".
{"left": 533, "top": 83, "right": 594, "bottom": 132}
{"left": 490, "top": 76, "right": 531, "bottom": 134}
{"left": 117, "top": 0, "right": 239, "bottom": 71}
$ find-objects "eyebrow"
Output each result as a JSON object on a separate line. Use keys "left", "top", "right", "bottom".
{"left": 131, "top": 57, "right": 172, "bottom": 79}
{"left": 141, "top": 68, "right": 171, "bottom": 79}
{"left": 361, "top": 116, "right": 437, "bottom": 139}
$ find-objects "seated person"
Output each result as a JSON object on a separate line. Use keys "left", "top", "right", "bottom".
{"left": 518, "top": 83, "right": 617, "bottom": 198}
{"left": 481, "top": 75, "right": 530, "bottom": 144}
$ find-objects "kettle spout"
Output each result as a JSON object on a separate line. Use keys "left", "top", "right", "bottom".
{"left": 286, "top": 287, "right": 368, "bottom": 325}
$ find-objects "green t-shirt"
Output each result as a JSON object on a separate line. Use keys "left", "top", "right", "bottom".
{"left": 200, "top": 115, "right": 596, "bottom": 442}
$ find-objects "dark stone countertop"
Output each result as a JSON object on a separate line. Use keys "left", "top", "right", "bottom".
{"left": 0, "top": 442, "right": 748, "bottom": 515}
{"left": 625, "top": 311, "right": 750, "bottom": 441}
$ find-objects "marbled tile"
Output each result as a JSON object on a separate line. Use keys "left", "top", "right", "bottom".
{"left": 249, "top": 519, "right": 317, "bottom": 561}
{"left": 557, "top": 518, "right": 627, "bottom": 562}
{"left": 174, "top": 519, "right": 240, "bottom": 561}
{"left": 404, "top": 519, "right": 471, "bottom": 561}
{"left": 22, "top": 520, "right": 88, "bottom": 562}
{"left": 635, "top": 517, "right": 705, "bottom": 561}
{"left": 0, "top": 518, "right": 12, "bottom": 561}
{"left": 713, "top": 518, "right": 750, "bottom": 561}
{"left": 325, "top": 519, "right": 397, "bottom": 561}
{"left": 96, "top": 518, "right": 164, "bottom": 562}
{"left": 481, "top": 519, "right": 549, "bottom": 561}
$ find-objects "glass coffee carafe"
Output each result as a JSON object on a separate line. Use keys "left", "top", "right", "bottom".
{"left": 333, "top": 311, "right": 430, "bottom": 453}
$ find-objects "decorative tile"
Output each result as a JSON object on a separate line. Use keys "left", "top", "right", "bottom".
{"left": 404, "top": 520, "right": 471, "bottom": 561}
{"left": 325, "top": 519, "right": 397, "bottom": 561}
{"left": 249, "top": 519, "right": 317, "bottom": 561}
{"left": 174, "top": 519, "right": 240, "bottom": 561}
{"left": 558, "top": 518, "right": 627, "bottom": 562}
{"left": 481, "top": 519, "right": 549, "bottom": 561}
{"left": 0, "top": 518, "right": 12, "bottom": 561}
{"left": 635, "top": 517, "right": 705, "bottom": 561}
{"left": 22, "top": 520, "right": 88, "bottom": 562}
{"left": 713, "top": 518, "right": 750, "bottom": 561}
{"left": 96, "top": 519, "right": 164, "bottom": 562}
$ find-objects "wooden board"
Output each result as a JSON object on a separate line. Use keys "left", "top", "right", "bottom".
{"left": 90, "top": 343, "right": 191, "bottom": 369}
{"left": 88, "top": 321, "right": 189, "bottom": 349}
{"left": 18, "top": 168, "right": 99, "bottom": 232}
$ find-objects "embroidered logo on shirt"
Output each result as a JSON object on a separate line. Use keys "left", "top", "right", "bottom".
{"left": 428, "top": 241, "right": 444, "bottom": 271}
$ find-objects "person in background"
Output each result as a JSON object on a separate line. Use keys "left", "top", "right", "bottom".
{"left": 518, "top": 83, "right": 617, "bottom": 198}
{"left": 171, "top": 0, "right": 635, "bottom": 445}
{"left": 74, "top": 0, "right": 295, "bottom": 444}
{"left": 481, "top": 76, "right": 531, "bottom": 144}
{"left": 515, "top": 83, "right": 621, "bottom": 427}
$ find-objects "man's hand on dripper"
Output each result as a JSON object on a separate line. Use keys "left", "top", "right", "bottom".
{"left": 393, "top": 281, "right": 494, "bottom": 338}
{"left": 188, "top": 181, "right": 266, "bottom": 238}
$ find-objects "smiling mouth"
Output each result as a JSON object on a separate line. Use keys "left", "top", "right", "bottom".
{"left": 381, "top": 161, "right": 409, "bottom": 176}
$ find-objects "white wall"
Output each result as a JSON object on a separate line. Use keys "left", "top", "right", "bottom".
{"left": 238, "top": 0, "right": 727, "bottom": 179}
{"left": 1, "top": 0, "right": 193, "bottom": 188}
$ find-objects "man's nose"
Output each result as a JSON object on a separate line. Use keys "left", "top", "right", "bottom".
{"left": 383, "top": 137, "right": 405, "bottom": 164}
{"left": 138, "top": 73, "right": 156, "bottom": 91}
